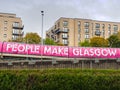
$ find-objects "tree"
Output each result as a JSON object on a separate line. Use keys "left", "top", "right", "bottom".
{"left": 116, "top": 31, "right": 120, "bottom": 40}
{"left": 57, "top": 42, "right": 64, "bottom": 46}
{"left": 108, "top": 34, "right": 120, "bottom": 47}
{"left": 79, "top": 40, "right": 90, "bottom": 47}
{"left": 44, "top": 38, "right": 57, "bottom": 45}
{"left": 23, "top": 32, "right": 41, "bottom": 44}
{"left": 9, "top": 38, "right": 23, "bottom": 42}
{"left": 90, "top": 37, "right": 109, "bottom": 47}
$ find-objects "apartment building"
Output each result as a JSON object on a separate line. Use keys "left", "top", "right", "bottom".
{"left": 46, "top": 17, "right": 120, "bottom": 46}
{"left": 0, "top": 13, "right": 24, "bottom": 42}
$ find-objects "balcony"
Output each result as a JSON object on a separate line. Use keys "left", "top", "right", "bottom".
{"left": 54, "top": 28, "right": 62, "bottom": 34}
{"left": 12, "top": 25, "right": 24, "bottom": 30}
{"left": 64, "top": 41, "right": 68, "bottom": 45}
{"left": 12, "top": 32, "right": 24, "bottom": 36}
{"left": 51, "top": 35, "right": 54, "bottom": 39}
{"left": 62, "top": 29, "right": 69, "bottom": 33}
{"left": 95, "top": 30, "right": 101, "bottom": 36}
{"left": 62, "top": 35, "right": 68, "bottom": 39}
{"left": 84, "top": 25, "right": 89, "bottom": 27}
{"left": 51, "top": 30, "right": 54, "bottom": 33}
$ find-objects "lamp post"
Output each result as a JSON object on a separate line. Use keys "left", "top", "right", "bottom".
{"left": 41, "top": 11, "right": 44, "bottom": 45}
{"left": 41, "top": 11, "right": 44, "bottom": 61}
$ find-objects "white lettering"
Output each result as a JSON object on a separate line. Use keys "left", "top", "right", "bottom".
{"left": 84, "top": 49, "right": 89, "bottom": 56}
{"left": 79, "top": 49, "right": 83, "bottom": 56}
{"left": 64, "top": 48, "right": 68, "bottom": 55}
{"left": 109, "top": 49, "right": 116, "bottom": 56}
{"left": 52, "top": 48, "right": 58, "bottom": 54}
{"left": 101, "top": 49, "right": 108, "bottom": 56}
{"left": 18, "top": 44, "right": 25, "bottom": 52}
{"left": 6, "top": 44, "right": 12, "bottom": 51}
{"left": 44, "top": 47, "right": 51, "bottom": 54}
{"left": 89, "top": 49, "right": 94, "bottom": 56}
{"left": 94, "top": 49, "right": 100, "bottom": 56}
{"left": 34, "top": 46, "right": 40, "bottom": 53}
{"left": 12, "top": 44, "right": 18, "bottom": 52}
{"left": 73, "top": 49, "right": 79, "bottom": 56}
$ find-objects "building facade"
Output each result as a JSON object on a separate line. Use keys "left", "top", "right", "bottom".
{"left": 46, "top": 17, "right": 120, "bottom": 46}
{"left": 0, "top": 13, "right": 24, "bottom": 42}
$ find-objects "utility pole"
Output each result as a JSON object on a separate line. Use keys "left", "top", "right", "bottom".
{"left": 41, "top": 11, "right": 44, "bottom": 60}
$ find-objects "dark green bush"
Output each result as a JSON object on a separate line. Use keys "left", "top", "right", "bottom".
{"left": 0, "top": 69, "right": 119, "bottom": 90}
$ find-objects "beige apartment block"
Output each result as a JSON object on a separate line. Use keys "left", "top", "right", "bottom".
{"left": 0, "top": 13, "right": 24, "bottom": 42}
{"left": 46, "top": 17, "right": 120, "bottom": 47}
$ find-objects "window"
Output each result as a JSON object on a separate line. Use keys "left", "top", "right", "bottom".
{"left": 113, "top": 25, "right": 118, "bottom": 31}
{"left": 102, "top": 30, "right": 105, "bottom": 37}
{"left": 84, "top": 28, "right": 89, "bottom": 33}
{"left": 63, "top": 27, "right": 68, "bottom": 32}
{"left": 3, "top": 34, "right": 7, "bottom": 38}
{"left": 58, "top": 22, "right": 60, "bottom": 27}
{"left": 108, "top": 24, "right": 111, "bottom": 29}
{"left": 91, "top": 23, "right": 94, "bottom": 36}
{"left": 62, "top": 33, "right": 68, "bottom": 38}
{"left": 85, "top": 34, "right": 89, "bottom": 39}
{"left": 78, "top": 21, "right": 81, "bottom": 26}
{"left": 12, "top": 35, "right": 19, "bottom": 40}
{"left": 4, "top": 21, "right": 8, "bottom": 27}
{"left": 102, "top": 24, "right": 105, "bottom": 29}
{"left": 63, "top": 39, "right": 68, "bottom": 45}
{"left": 78, "top": 21, "right": 81, "bottom": 32}
{"left": 63, "top": 21, "right": 68, "bottom": 26}
{"left": 78, "top": 28, "right": 80, "bottom": 33}
{"left": 84, "top": 22, "right": 89, "bottom": 27}
{"left": 108, "top": 30, "right": 111, "bottom": 36}
{"left": 95, "top": 23, "right": 100, "bottom": 28}
{"left": 13, "top": 22, "right": 20, "bottom": 27}
{"left": 113, "top": 25, "right": 118, "bottom": 34}
{"left": 78, "top": 34, "right": 81, "bottom": 41}
{"left": 54, "top": 25, "right": 56, "bottom": 29}
{"left": 13, "top": 29, "right": 19, "bottom": 34}
{"left": 4, "top": 21, "right": 8, "bottom": 24}
{"left": 95, "top": 29, "right": 101, "bottom": 36}
{"left": 4, "top": 27, "right": 7, "bottom": 31}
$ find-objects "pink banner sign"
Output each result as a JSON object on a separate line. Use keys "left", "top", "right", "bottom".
{"left": 1, "top": 42, "right": 120, "bottom": 58}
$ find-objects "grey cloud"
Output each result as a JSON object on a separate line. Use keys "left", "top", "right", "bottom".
{"left": 0, "top": 0, "right": 120, "bottom": 37}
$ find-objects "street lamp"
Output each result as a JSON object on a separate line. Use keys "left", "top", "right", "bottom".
{"left": 41, "top": 11, "right": 44, "bottom": 45}
{"left": 41, "top": 11, "right": 44, "bottom": 61}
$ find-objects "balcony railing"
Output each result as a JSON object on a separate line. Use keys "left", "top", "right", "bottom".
{"left": 51, "top": 35, "right": 54, "bottom": 39}
{"left": 12, "top": 32, "right": 24, "bottom": 36}
{"left": 55, "top": 28, "right": 62, "bottom": 34}
{"left": 95, "top": 31, "right": 101, "bottom": 36}
{"left": 62, "top": 29, "right": 69, "bottom": 33}
{"left": 12, "top": 25, "right": 24, "bottom": 30}
{"left": 62, "top": 35, "right": 68, "bottom": 39}
{"left": 64, "top": 42, "right": 68, "bottom": 45}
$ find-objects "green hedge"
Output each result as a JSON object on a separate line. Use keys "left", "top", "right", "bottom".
{"left": 0, "top": 69, "right": 120, "bottom": 90}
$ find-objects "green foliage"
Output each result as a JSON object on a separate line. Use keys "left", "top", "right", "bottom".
{"left": 57, "top": 42, "right": 64, "bottom": 46}
{"left": 0, "top": 69, "right": 120, "bottom": 90}
{"left": 44, "top": 38, "right": 57, "bottom": 45}
{"left": 108, "top": 34, "right": 120, "bottom": 48}
{"left": 23, "top": 32, "right": 41, "bottom": 44}
{"left": 79, "top": 40, "right": 90, "bottom": 47}
{"left": 90, "top": 37, "right": 109, "bottom": 47}
{"left": 9, "top": 38, "right": 23, "bottom": 43}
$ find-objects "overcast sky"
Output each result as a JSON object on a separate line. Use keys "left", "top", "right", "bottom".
{"left": 1, "top": 0, "right": 120, "bottom": 38}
